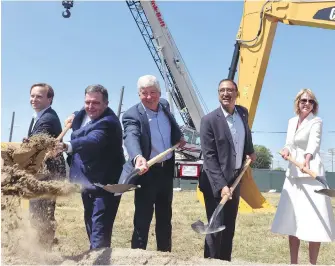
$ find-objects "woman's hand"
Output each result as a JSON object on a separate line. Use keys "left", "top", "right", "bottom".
{"left": 301, "top": 153, "right": 312, "bottom": 173}
{"left": 281, "top": 148, "right": 290, "bottom": 160}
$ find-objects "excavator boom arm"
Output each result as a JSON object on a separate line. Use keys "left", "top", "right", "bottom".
{"left": 236, "top": 0, "right": 335, "bottom": 126}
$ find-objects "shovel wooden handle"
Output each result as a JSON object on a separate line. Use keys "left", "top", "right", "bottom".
{"left": 147, "top": 143, "right": 180, "bottom": 167}
{"left": 278, "top": 152, "right": 317, "bottom": 179}
{"left": 56, "top": 123, "right": 72, "bottom": 141}
{"left": 219, "top": 158, "right": 252, "bottom": 205}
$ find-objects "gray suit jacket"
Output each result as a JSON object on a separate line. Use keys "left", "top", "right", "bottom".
{"left": 119, "top": 98, "right": 182, "bottom": 185}
{"left": 199, "top": 105, "right": 254, "bottom": 198}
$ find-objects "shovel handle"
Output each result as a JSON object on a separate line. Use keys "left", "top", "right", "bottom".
{"left": 278, "top": 152, "right": 317, "bottom": 179}
{"left": 56, "top": 123, "right": 72, "bottom": 141}
{"left": 147, "top": 143, "right": 180, "bottom": 167}
{"left": 219, "top": 158, "right": 252, "bottom": 205}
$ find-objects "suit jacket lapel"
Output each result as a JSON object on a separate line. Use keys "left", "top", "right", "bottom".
{"left": 216, "top": 107, "right": 235, "bottom": 152}
{"left": 31, "top": 107, "right": 52, "bottom": 133}
{"left": 295, "top": 113, "right": 314, "bottom": 135}
{"left": 72, "top": 109, "right": 87, "bottom": 136}
{"left": 236, "top": 106, "right": 248, "bottom": 136}
{"left": 138, "top": 103, "right": 151, "bottom": 139}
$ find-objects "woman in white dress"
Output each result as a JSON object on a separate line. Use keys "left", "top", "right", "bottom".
{"left": 271, "top": 88, "right": 335, "bottom": 264}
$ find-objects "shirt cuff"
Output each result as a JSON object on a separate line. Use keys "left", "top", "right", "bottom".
{"left": 65, "top": 142, "right": 73, "bottom": 153}
{"left": 133, "top": 154, "right": 142, "bottom": 164}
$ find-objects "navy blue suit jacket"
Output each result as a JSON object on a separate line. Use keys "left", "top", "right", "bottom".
{"left": 68, "top": 107, "right": 125, "bottom": 191}
{"left": 29, "top": 107, "right": 62, "bottom": 138}
{"left": 199, "top": 105, "right": 254, "bottom": 198}
{"left": 29, "top": 107, "right": 65, "bottom": 176}
{"left": 119, "top": 98, "right": 182, "bottom": 185}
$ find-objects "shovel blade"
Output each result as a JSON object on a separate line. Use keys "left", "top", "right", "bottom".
{"left": 315, "top": 188, "right": 335, "bottom": 198}
{"left": 191, "top": 220, "right": 226, "bottom": 235}
{"left": 95, "top": 183, "right": 140, "bottom": 194}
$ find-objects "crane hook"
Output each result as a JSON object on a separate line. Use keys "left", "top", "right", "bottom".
{"left": 62, "top": 1, "right": 74, "bottom": 18}
{"left": 62, "top": 9, "right": 71, "bottom": 18}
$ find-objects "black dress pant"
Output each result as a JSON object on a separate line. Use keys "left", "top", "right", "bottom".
{"left": 131, "top": 158, "right": 174, "bottom": 252}
{"left": 203, "top": 181, "right": 241, "bottom": 261}
{"left": 82, "top": 189, "right": 121, "bottom": 249}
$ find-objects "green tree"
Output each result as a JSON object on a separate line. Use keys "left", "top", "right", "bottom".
{"left": 274, "top": 167, "right": 285, "bottom": 171}
{"left": 251, "top": 145, "right": 273, "bottom": 169}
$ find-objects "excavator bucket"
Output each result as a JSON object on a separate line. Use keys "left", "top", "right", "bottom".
{"left": 239, "top": 168, "right": 275, "bottom": 213}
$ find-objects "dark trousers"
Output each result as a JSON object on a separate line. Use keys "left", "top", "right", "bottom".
{"left": 131, "top": 158, "right": 174, "bottom": 251}
{"left": 81, "top": 189, "right": 121, "bottom": 249}
{"left": 29, "top": 198, "right": 56, "bottom": 248}
{"left": 203, "top": 183, "right": 241, "bottom": 261}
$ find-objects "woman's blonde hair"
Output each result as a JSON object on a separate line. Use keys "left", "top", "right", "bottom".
{"left": 294, "top": 88, "right": 319, "bottom": 115}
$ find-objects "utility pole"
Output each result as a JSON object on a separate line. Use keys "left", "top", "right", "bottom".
{"left": 9, "top": 111, "right": 15, "bottom": 142}
{"left": 117, "top": 86, "right": 125, "bottom": 119}
{"left": 329, "top": 148, "right": 335, "bottom": 172}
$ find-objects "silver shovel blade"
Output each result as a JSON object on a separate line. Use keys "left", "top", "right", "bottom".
{"left": 94, "top": 183, "right": 140, "bottom": 194}
{"left": 314, "top": 188, "right": 335, "bottom": 198}
{"left": 191, "top": 220, "right": 226, "bottom": 235}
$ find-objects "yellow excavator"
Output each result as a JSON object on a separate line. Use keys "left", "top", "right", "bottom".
{"left": 212, "top": 0, "right": 335, "bottom": 213}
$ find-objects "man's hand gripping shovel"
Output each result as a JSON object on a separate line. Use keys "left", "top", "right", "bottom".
{"left": 191, "top": 158, "right": 252, "bottom": 235}
{"left": 95, "top": 143, "right": 181, "bottom": 194}
{"left": 279, "top": 152, "right": 335, "bottom": 198}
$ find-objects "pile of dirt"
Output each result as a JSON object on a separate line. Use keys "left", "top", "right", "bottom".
{"left": 1, "top": 133, "right": 80, "bottom": 199}
{"left": 1, "top": 196, "right": 65, "bottom": 266}
{"left": 12, "top": 133, "right": 58, "bottom": 172}
{"left": 1, "top": 165, "right": 80, "bottom": 199}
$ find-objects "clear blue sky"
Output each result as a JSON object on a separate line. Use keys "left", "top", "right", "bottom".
{"left": 1, "top": 1, "right": 334, "bottom": 171}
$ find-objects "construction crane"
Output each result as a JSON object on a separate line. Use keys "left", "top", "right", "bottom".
{"left": 125, "top": 1, "right": 208, "bottom": 138}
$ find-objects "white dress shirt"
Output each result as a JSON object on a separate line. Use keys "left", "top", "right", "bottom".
{"left": 221, "top": 106, "right": 245, "bottom": 169}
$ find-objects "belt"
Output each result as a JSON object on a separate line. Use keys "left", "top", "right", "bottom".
{"left": 153, "top": 160, "right": 168, "bottom": 167}
{"left": 153, "top": 158, "right": 172, "bottom": 168}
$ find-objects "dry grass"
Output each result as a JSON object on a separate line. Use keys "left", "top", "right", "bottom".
{"left": 53, "top": 191, "right": 335, "bottom": 265}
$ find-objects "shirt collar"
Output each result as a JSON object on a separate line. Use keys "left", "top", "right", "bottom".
{"left": 221, "top": 105, "right": 237, "bottom": 118}
{"left": 141, "top": 103, "right": 162, "bottom": 115}
{"left": 33, "top": 106, "right": 51, "bottom": 120}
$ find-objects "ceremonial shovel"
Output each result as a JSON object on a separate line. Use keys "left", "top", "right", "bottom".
{"left": 95, "top": 143, "right": 180, "bottom": 194}
{"left": 191, "top": 158, "right": 252, "bottom": 235}
{"left": 279, "top": 152, "right": 335, "bottom": 198}
{"left": 12, "top": 123, "right": 72, "bottom": 170}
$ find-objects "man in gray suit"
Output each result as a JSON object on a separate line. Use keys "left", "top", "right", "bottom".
{"left": 119, "top": 75, "right": 185, "bottom": 252}
{"left": 199, "top": 78, "right": 256, "bottom": 261}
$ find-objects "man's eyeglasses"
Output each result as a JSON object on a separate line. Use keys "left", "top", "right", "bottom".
{"left": 218, "top": 88, "right": 236, "bottom": 94}
{"left": 300, "top": 98, "right": 315, "bottom": 105}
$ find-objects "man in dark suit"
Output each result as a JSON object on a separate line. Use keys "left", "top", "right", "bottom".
{"left": 56, "top": 84, "right": 125, "bottom": 249}
{"left": 119, "top": 75, "right": 185, "bottom": 252}
{"left": 28, "top": 83, "right": 66, "bottom": 248}
{"left": 199, "top": 79, "right": 256, "bottom": 261}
